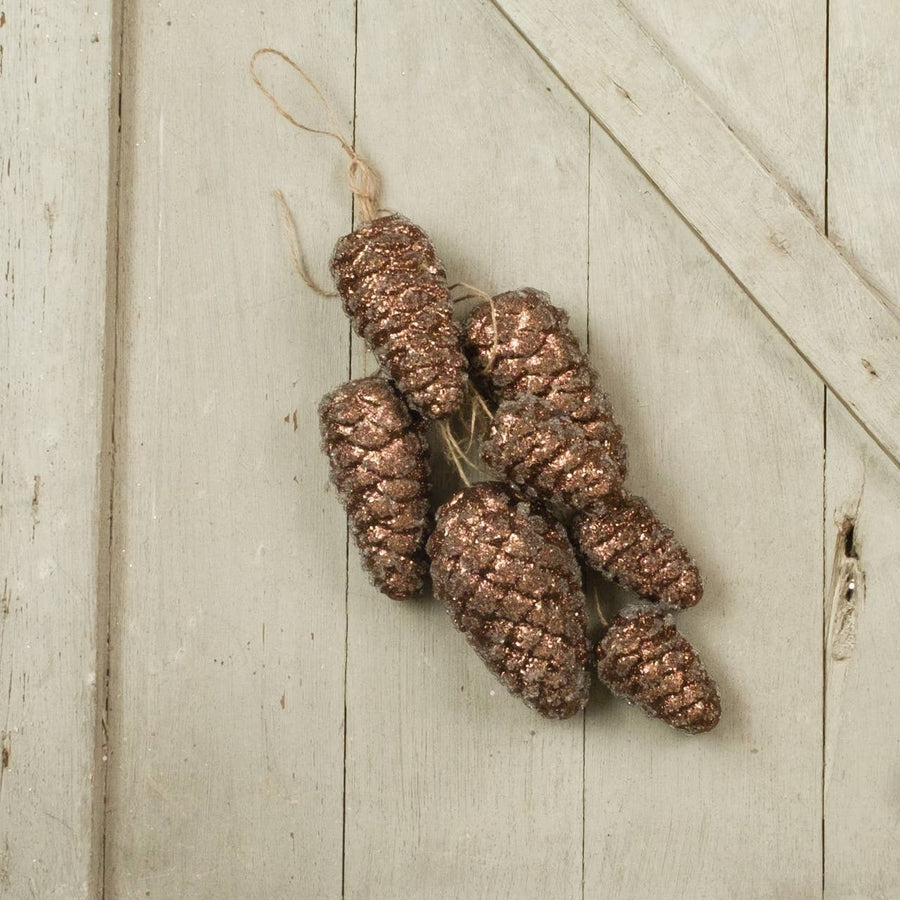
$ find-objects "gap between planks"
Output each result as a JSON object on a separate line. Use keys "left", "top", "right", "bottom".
{"left": 92, "top": 0, "right": 128, "bottom": 896}
{"left": 581, "top": 114, "right": 592, "bottom": 900}
{"left": 341, "top": 2, "right": 360, "bottom": 895}
{"left": 821, "top": 3, "right": 831, "bottom": 894}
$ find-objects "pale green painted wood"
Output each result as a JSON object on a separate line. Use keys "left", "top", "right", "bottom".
{"left": 344, "top": 2, "right": 590, "bottom": 896}
{"left": 492, "top": 0, "right": 900, "bottom": 470}
{"left": 103, "top": 4, "right": 355, "bottom": 896}
{"left": 4, "top": 0, "right": 894, "bottom": 895}
{"left": 826, "top": 2, "right": 900, "bottom": 895}
{"left": 0, "top": 1, "right": 116, "bottom": 896}
{"left": 585, "top": 123, "right": 823, "bottom": 898}
{"left": 581, "top": 2, "right": 826, "bottom": 895}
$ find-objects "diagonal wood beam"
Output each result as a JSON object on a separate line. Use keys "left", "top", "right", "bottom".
{"left": 490, "top": 0, "right": 900, "bottom": 469}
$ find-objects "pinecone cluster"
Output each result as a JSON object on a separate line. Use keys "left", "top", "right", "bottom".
{"left": 313, "top": 212, "right": 720, "bottom": 733}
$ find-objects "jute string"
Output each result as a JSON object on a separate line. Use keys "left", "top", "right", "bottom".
{"left": 253, "top": 49, "right": 495, "bottom": 490}
{"left": 435, "top": 376, "right": 496, "bottom": 488}
{"left": 438, "top": 422, "right": 473, "bottom": 488}
{"left": 250, "top": 48, "right": 382, "bottom": 223}
{"left": 592, "top": 584, "right": 609, "bottom": 629}
{"left": 450, "top": 282, "right": 500, "bottom": 373}
{"left": 251, "top": 48, "right": 383, "bottom": 299}
{"left": 272, "top": 189, "right": 337, "bottom": 298}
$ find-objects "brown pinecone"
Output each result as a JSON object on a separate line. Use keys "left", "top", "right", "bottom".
{"left": 330, "top": 214, "right": 467, "bottom": 420}
{"left": 482, "top": 397, "right": 622, "bottom": 512}
{"left": 319, "top": 376, "right": 431, "bottom": 600}
{"left": 571, "top": 493, "right": 702, "bottom": 609}
{"left": 462, "top": 288, "right": 625, "bottom": 475}
{"left": 427, "top": 482, "right": 590, "bottom": 719}
{"left": 596, "top": 607, "right": 721, "bottom": 734}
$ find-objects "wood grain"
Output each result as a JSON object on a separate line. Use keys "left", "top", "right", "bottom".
{"left": 0, "top": 2, "right": 116, "bottom": 897}
{"left": 825, "top": 2, "right": 900, "bottom": 895}
{"left": 624, "top": 0, "right": 825, "bottom": 220}
{"left": 579, "top": 2, "right": 825, "bottom": 895}
{"left": 491, "top": 0, "right": 900, "bottom": 470}
{"left": 584, "top": 123, "right": 823, "bottom": 900}
{"left": 824, "top": 405, "right": 900, "bottom": 900}
{"left": 5, "top": 0, "right": 898, "bottom": 894}
{"left": 103, "top": 4, "right": 355, "bottom": 896}
{"left": 342, "top": 1, "right": 591, "bottom": 896}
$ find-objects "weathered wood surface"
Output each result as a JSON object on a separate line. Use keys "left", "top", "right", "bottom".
{"left": 0, "top": 1, "right": 116, "bottom": 897}
{"left": 345, "top": 3, "right": 589, "bottom": 897}
{"left": 825, "top": 2, "right": 900, "bottom": 895}
{"left": 492, "top": 0, "right": 900, "bottom": 470}
{"left": 3, "top": 0, "right": 900, "bottom": 896}
{"left": 581, "top": 3, "right": 825, "bottom": 896}
{"left": 103, "top": 4, "right": 355, "bottom": 897}
{"left": 585, "top": 124, "right": 823, "bottom": 899}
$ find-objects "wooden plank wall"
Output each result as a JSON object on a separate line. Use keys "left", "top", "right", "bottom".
{"left": 346, "top": 4, "right": 589, "bottom": 897}
{"left": 584, "top": 2, "right": 825, "bottom": 894}
{"left": 1, "top": 0, "right": 899, "bottom": 896}
{"left": 493, "top": 0, "right": 900, "bottom": 468}
{"left": 0, "top": 1, "right": 116, "bottom": 897}
{"left": 102, "top": 3, "right": 355, "bottom": 897}
{"left": 826, "top": 2, "right": 900, "bottom": 895}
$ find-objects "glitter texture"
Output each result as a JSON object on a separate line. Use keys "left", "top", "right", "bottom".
{"left": 330, "top": 214, "right": 467, "bottom": 420}
{"left": 427, "top": 482, "right": 590, "bottom": 719}
{"left": 572, "top": 494, "right": 702, "bottom": 609}
{"left": 463, "top": 288, "right": 625, "bottom": 474}
{"left": 596, "top": 606, "right": 721, "bottom": 734}
{"left": 319, "top": 376, "right": 431, "bottom": 600}
{"left": 482, "top": 396, "right": 623, "bottom": 512}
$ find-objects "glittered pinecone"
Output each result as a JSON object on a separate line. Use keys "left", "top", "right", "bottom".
{"left": 482, "top": 397, "right": 622, "bottom": 512}
{"left": 427, "top": 482, "right": 590, "bottom": 719}
{"left": 319, "top": 376, "right": 431, "bottom": 600}
{"left": 330, "top": 214, "right": 467, "bottom": 420}
{"left": 463, "top": 288, "right": 625, "bottom": 474}
{"left": 571, "top": 493, "right": 702, "bottom": 609}
{"left": 596, "top": 607, "right": 721, "bottom": 734}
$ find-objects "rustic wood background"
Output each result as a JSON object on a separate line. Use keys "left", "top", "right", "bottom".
{"left": 2, "top": 0, "right": 899, "bottom": 897}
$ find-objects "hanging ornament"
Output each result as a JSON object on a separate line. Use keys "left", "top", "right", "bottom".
{"left": 428, "top": 482, "right": 590, "bottom": 719}
{"left": 319, "top": 376, "right": 431, "bottom": 600}
{"left": 252, "top": 47, "right": 723, "bottom": 733}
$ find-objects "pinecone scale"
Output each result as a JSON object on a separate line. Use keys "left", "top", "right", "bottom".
{"left": 482, "top": 396, "right": 623, "bottom": 512}
{"left": 572, "top": 493, "right": 702, "bottom": 609}
{"left": 463, "top": 288, "right": 625, "bottom": 474}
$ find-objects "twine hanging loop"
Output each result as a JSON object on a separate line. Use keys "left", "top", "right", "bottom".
{"left": 250, "top": 47, "right": 383, "bottom": 222}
